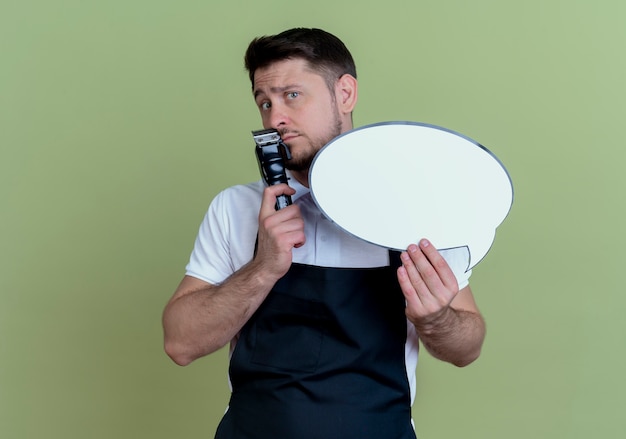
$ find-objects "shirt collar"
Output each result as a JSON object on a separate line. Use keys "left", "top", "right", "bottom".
{"left": 286, "top": 170, "right": 310, "bottom": 202}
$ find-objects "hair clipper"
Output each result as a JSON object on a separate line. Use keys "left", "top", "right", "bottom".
{"left": 252, "top": 128, "right": 293, "bottom": 210}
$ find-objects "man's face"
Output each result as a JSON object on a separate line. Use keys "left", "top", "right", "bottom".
{"left": 253, "top": 58, "right": 347, "bottom": 174}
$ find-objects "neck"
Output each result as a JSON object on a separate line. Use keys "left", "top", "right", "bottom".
{"left": 290, "top": 169, "right": 309, "bottom": 188}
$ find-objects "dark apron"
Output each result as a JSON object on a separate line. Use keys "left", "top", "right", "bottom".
{"left": 215, "top": 256, "right": 416, "bottom": 439}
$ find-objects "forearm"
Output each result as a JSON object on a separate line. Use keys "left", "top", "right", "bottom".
{"left": 162, "top": 261, "right": 279, "bottom": 366}
{"left": 415, "top": 307, "right": 486, "bottom": 367}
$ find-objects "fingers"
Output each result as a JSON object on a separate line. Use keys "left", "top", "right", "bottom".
{"left": 397, "top": 239, "right": 459, "bottom": 320}
{"left": 397, "top": 264, "right": 426, "bottom": 310}
{"left": 404, "top": 239, "right": 459, "bottom": 294}
{"left": 258, "top": 184, "right": 305, "bottom": 252}
{"left": 259, "top": 184, "right": 297, "bottom": 218}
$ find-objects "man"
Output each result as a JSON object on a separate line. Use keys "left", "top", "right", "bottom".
{"left": 163, "top": 28, "right": 485, "bottom": 439}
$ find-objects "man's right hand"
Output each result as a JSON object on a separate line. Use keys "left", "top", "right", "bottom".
{"left": 254, "top": 184, "right": 305, "bottom": 281}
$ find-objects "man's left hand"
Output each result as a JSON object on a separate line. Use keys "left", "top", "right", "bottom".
{"left": 397, "top": 238, "right": 459, "bottom": 331}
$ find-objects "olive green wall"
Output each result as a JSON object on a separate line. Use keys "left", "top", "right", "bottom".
{"left": 2, "top": 1, "right": 624, "bottom": 437}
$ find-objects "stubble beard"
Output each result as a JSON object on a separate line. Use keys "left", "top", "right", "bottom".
{"left": 283, "top": 107, "right": 343, "bottom": 173}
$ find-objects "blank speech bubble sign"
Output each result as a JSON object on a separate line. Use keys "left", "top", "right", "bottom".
{"left": 309, "top": 121, "right": 514, "bottom": 270}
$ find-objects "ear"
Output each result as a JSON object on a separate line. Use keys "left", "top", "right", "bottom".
{"left": 335, "top": 74, "right": 358, "bottom": 114}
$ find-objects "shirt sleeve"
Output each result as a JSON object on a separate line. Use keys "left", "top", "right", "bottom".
{"left": 185, "top": 190, "right": 234, "bottom": 285}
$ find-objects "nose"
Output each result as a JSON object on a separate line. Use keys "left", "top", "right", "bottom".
{"left": 266, "top": 102, "right": 289, "bottom": 129}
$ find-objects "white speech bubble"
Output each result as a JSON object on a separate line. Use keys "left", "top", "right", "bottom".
{"left": 308, "top": 121, "right": 513, "bottom": 270}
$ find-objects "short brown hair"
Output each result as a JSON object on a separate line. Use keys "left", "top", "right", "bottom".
{"left": 244, "top": 28, "right": 357, "bottom": 91}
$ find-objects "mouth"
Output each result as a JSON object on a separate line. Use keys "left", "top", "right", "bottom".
{"left": 279, "top": 131, "right": 299, "bottom": 143}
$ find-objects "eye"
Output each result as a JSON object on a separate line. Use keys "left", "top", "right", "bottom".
{"left": 259, "top": 101, "right": 271, "bottom": 111}
{"left": 286, "top": 91, "right": 299, "bottom": 99}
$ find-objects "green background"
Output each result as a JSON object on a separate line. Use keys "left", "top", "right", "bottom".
{"left": 2, "top": 0, "right": 624, "bottom": 437}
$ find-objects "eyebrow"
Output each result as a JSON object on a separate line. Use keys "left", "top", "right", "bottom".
{"left": 253, "top": 84, "right": 302, "bottom": 99}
